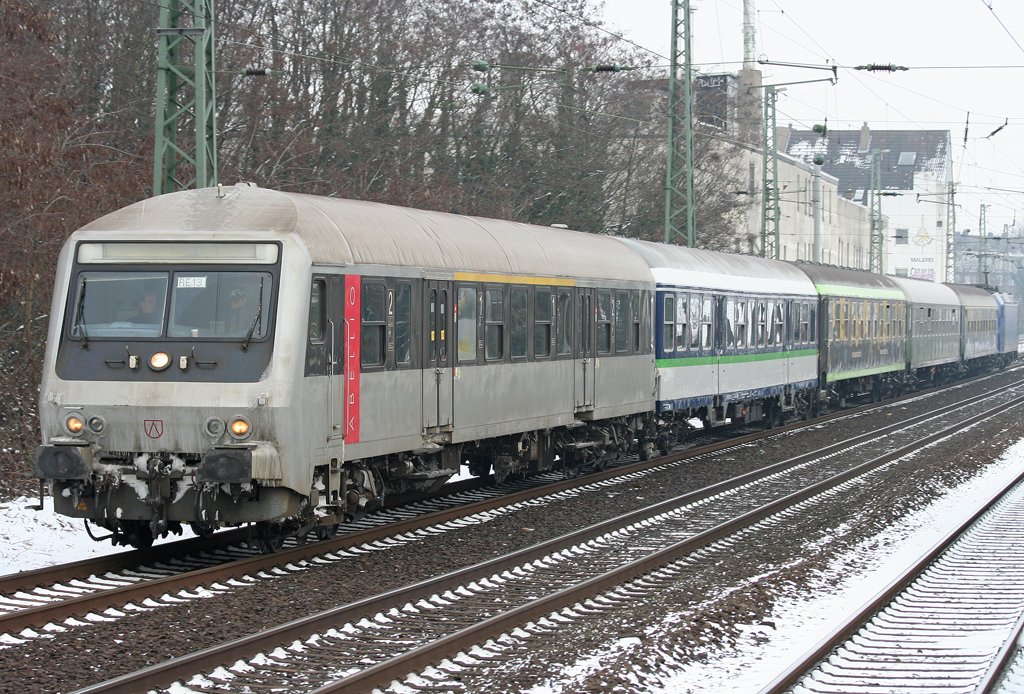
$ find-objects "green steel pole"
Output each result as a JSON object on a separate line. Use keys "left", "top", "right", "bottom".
{"left": 153, "top": 0, "right": 217, "bottom": 195}
{"left": 664, "top": 0, "right": 695, "bottom": 246}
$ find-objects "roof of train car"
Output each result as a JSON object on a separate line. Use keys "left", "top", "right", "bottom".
{"left": 792, "top": 262, "right": 905, "bottom": 300}
{"left": 76, "top": 186, "right": 654, "bottom": 283}
{"left": 944, "top": 283, "right": 999, "bottom": 308}
{"left": 887, "top": 277, "right": 960, "bottom": 306}
{"left": 615, "top": 239, "right": 817, "bottom": 296}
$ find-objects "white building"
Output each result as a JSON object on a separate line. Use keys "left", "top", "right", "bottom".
{"left": 730, "top": 146, "right": 874, "bottom": 269}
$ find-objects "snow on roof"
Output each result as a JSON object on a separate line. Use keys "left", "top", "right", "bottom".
{"left": 783, "top": 127, "right": 950, "bottom": 198}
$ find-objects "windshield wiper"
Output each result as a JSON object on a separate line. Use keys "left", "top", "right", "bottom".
{"left": 73, "top": 278, "right": 89, "bottom": 349}
{"left": 241, "top": 278, "right": 265, "bottom": 352}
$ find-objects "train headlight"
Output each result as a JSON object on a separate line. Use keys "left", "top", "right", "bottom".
{"left": 65, "top": 415, "right": 85, "bottom": 435}
{"left": 228, "top": 416, "right": 252, "bottom": 440}
{"left": 87, "top": 416, "right": 105, "bottom": 434}
{"left": 149, "top": 351, "right": 171, "bottom": 371}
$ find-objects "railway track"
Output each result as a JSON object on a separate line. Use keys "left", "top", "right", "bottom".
{"left": 66, "top": 380, "right": 1024, "bottom": 693}
{"left": 761, "top": 469, "right": 1024, "bottom": 693}
{"left": 2, "top": 375, "right": 1018, "bottom": 644}
{"left": 2, "top": 368, "right": 1016, "bottom": 619}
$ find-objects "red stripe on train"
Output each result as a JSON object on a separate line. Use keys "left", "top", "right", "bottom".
{"left": 344, "top": 275, "right": 361, "bottom": 443}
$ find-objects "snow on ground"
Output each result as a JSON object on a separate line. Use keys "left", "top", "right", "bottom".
{"left": 637, "top": 436, "right": 1024, "bottom": 693}
{"left": 2, "top": 440, "right": 1024, "bottom": 690}
{"left": 0, "top": 495, "right": 198, "bottom": 575}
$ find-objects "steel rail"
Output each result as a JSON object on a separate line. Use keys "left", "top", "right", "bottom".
{"left": 757, "top": 465, "right": 1024, "bottom": 694}
{"left": 4, "top": 368, "right": 1016, "bottom": 599}
{"left": 970, "top": 586, "right": 1024, "bottom": 692}
{"left": 314, "top": 391, "right": 1024, "bottom": 694}
{"left": 72, "top": 388, "right": 1024, "bottom": 694}
{"left": 10, "top": 379, "right": 1018, "bottom": 638}
{"left": 0, "top": 528, "right": 249, "bottom": 596}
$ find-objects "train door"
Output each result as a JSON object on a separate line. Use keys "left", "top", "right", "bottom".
{"left": 714, "top": 295, "right": 726, "bottom": 395}
{"left": 423, "top": 280, "right": 454, "bottom": 429}
{"left": 575, "top": 287, "right": 596, "bottom": 412}
{"left": 782, "top": 299, "right": 793, "bottom": 384}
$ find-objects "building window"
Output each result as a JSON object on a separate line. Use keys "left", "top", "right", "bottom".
{"left": 894, "top": 228, "right": 909, "bottom": 245}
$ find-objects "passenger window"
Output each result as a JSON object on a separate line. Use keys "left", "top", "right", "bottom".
{"left": 510, "top": 286, "right": 528, "bottom": 359}
{"left": 663, "top": 294, "right": 675, "bottom": 353}
{"left": 689, "top": 296, "right": 702, "bottom": 350}
{"left": 614, "top": 291, "right": 630, "bottom": 353}
{"left": 701, "top": 296, "right": 713, "bottom": 350}
{"left": 485, "top": 288, "right": 504, "bottom": 361}
{"left": 308, "top": 279, "right": 324, "bottom": 343}
{"left": 556, "top": 289, "right": 573, "bottom": 356}
{"left": 735, "top": 300, "right": 747, "bottom": 348}
{"left": 725, "top": 299, "right": 736, "bottom": 349}
{"left": 631, "top": 290, "right": 641, "bottom": 353}
{"left": 457, "top": 286, "right": 477, "bottom": 363}
{"left": 756, "top": 300, "right": 768, "bottom": 347}
{"left": 361, "top": 280, "right": 386, "bottom": 367}
{"left": 770, "top": 302, "right": 783, "bottom": 346}
{"left": 597, "top": 291, "right": 612, "bottom": 355}
{"left": 535, "top": 288, "right": 552, "bottom": 358}
{"left": 677, "top": 296, "right": 689, "bottom": 351}
{"left": 395, "top": 282, "right": 412, "bottom": 366}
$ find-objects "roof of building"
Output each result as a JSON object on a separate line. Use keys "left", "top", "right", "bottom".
{"left": 782, "top": 125, "right": 950, "bottom": 199}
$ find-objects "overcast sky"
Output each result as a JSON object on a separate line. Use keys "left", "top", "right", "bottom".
{"left": 600, "top": 0, "right": 1024, "bottom": 235}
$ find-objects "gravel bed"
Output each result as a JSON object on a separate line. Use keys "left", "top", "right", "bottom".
{"left": 2, "top": 370, "right": 1022, "bottom": 691}
{"left": 451, "top": 390, "right": 1024, "bottom": 692}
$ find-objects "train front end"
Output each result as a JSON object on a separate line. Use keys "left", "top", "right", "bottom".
{"left": 34, "top": 190, "right": 308, "bottom": 549}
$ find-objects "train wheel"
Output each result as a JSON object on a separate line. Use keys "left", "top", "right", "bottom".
{"left": 189, "top": 522, "right": 217, "bottom": 538}
{"left": 315, "top": 524, "right": 339, "bottom": 541}
{"left": 117, "top": 520, "right": 154, "bottom": 550}
{"left": 259, "top": 535, "right": 284, "bottom": 553}
{"left": 562, "top": 452, "right": 584, "bottom": 478}
{"left": 254, "top": 521, "right": 287, "bottom": 553}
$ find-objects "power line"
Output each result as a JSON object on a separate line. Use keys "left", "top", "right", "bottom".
{"left": 979, "top": 0, "right": 1024, "bottom": 57}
